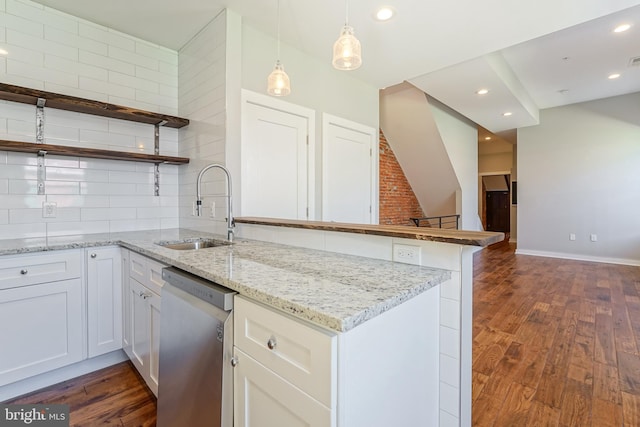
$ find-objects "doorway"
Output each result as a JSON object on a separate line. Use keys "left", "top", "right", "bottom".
{"left": 482, "top": 174, "right": 510, "bottom": 232}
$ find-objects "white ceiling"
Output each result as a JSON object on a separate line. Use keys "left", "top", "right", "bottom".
{"left": 30, "top": 0, "right": 640, "bottom": 136}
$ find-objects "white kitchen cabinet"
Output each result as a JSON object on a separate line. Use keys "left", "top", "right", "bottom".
{"left": 234, "top": 296, "right": 336, "bottom": 427}
{"left": 234, "top": 287, "right": 441, "bottom": 427}
{"left": 125, "top": 251, "right": 165, "bottom": 396}
{"left": 234, "top": 348, "right": 332, "bottom": 427}
{"left": 0, "top": 250, "right": 84, "bottom": 387}
{"left": 121, "top": 249, "right": 131, "bottom": 359}
{"left": 86, "top": 246, "right": 122, "bottom": 358}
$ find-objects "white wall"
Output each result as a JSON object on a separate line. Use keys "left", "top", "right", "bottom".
{"left": 0, "top": 0, "right": 180, "bottom": 239}
{"left": 177, "top": 10, "right": 231, "bottom": 235}
{"left": 429, "top": 99, "right": 480, "bottom": 230}
{"left": 517, "top": 92, "right": 640, "bottom": 265}
{"left": 239, "top": 22, "right": 379, "bottom": 219}
{"left": 380, "top": 83, "right": 460, "bottom": 219}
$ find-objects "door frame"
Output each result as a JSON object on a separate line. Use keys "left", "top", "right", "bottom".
{"left": 240, "top": 89, "right": 316, "bottom": 219}
{"left": 321, "top": 113, "right": 378, "bottom": 224}
{"left": 478, "top": 171, "right": 511, "bottom": 231}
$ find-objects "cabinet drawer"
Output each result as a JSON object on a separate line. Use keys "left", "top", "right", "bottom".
{"left": 0, "top": 250, "right": 82, "bottom": 290}
{"left": 129, "top": 252, "right": 165, "bottom": 295}
{"left": 234, "top": 296, "right": 336, "bottom": 407}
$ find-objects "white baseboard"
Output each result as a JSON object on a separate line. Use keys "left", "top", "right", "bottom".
{"left": 0, "top": 350, "right": 128, "bottom": 402}
{"left": 515, "top": 249, "right": 640, "bottom": 266}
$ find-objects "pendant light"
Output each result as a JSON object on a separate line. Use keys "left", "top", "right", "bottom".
{"left": 267, "top": 0, "right": 291, "bottom": 96}
{"left": 332, "top": 0, "right": 362, "bottom": 70}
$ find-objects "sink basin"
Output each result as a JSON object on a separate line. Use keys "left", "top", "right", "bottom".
{"left": 157, "top": 238, "right": 231, "bottom": 250}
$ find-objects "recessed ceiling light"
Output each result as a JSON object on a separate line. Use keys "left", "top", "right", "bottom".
{"left": 608, "top": 73, "right": 621, "bottom": 79}
{"left": 375, "top": 7, "right": 395, "bottom": 21}
{"left": 558, "top": 89, "right": 569, "bottom": 94}
{"left": 614, "top": 24, "right": 631, "bottom": 33}
{"left": 502, "top": 112, "right": 512, "bottom": 117}
{"left": 476, "top": 89, "right": 489, "bottom": 95}
{"left": 484, "top": 136, "right": 492, "bottom": 141}
{"left": 0, "top": 48, "right": 8, "bottom": 55}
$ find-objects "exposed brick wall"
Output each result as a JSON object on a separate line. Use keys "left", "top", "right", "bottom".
{"left": 379, "top": 130, "right": 425, "bottom": 225}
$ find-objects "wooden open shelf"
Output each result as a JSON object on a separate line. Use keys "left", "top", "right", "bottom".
{"left": 0, "top": 140, "right": 190, "bottom": 165}
{"left": 0, "top": 83, "right": 189, "bottom": 129}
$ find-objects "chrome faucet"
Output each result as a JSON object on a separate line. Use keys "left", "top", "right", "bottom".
{"left": 196, "top": 163, "right": 234, "bottom": 242}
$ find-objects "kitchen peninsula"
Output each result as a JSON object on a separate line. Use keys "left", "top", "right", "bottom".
{"left": 0, "top": 220, "right": 502, "bottom": 427}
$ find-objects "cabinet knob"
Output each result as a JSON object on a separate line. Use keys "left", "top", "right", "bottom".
{"left": 230, "top": 357, "right": 239, "bottom": 367}
{"left": 90, "top": 253, "right": 97, "bottom": 258}
{"left": 20, "top": 269, "right": 28, "bottom": 275}
{"left": 139, "top": 291, "right": 152, "bottom": 300}
{"left": 267, "top": 338, "right": 277, "bottom": 350}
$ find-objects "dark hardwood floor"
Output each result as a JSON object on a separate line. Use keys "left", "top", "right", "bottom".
{"left": 4, "top": 242, "right": 640, "bottom": 426}
{"left": 4, "top": 361, "right": 156, "bottom": 427}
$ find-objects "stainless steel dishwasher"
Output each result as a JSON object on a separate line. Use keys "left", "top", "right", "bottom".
{"left": 158, "top": 267, "right": 236, "bottom": 427}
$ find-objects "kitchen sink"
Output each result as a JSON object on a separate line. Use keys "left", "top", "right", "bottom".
{"left": 156, "top": 238, "right": 231, "bottom": 250}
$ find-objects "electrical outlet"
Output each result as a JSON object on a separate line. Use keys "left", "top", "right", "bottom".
{"left": 569, "top": 233, "right": 576, "bottom": 241}
{"left": 210, "top": 202, "right": 216, "bottom": 218}
{"left": 42, "top": 201, "right": 57, "bottom": 218}
{"left": 192, "top": 201, "right": 197, "bottom": 216}
{"left": 590, "top": 234, "right": 598, "bottom": 242}
{"left": 393, "top": 244, "right": 422, "bottom": 265}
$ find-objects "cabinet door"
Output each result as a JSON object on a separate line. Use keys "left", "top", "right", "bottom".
{"left": 129, "top": 279, "right": 150, "bottom": 376}
{"left": 86, "top": 247, "right": 122, "bottom": 358}
{"left": 148, "top": 290, "right": 161, "bottom": 396}
{"left": 0, "top": 279, "right": 84, "bottom": 386}
{"left": 234, "top": 349, "right": 333, "bottom": 427}
{"left": 121, "top": 249, "right": 132, "bottom": 359}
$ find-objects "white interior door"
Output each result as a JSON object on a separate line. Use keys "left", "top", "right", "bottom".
{"left": 322, "top": 114, "right": 378, "bottom": 224}
{"left": 241, "top": 91, "right": 315, "bottom": 220}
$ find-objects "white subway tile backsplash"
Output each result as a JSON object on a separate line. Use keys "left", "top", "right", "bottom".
{"left": 3, "top": 43, "right": 43, "bottom": 66}
{"left": 109, "top": 45, "right": 157, "bottom": 71}
{"left": 1, "top": 194, "right": 44, "bottom": 208}
{"left": 9, "top": 207, "right": 80, "bottom": 223}
{"left": 9, "top": 179, "right": 38, "bottom": 194}
{"left": 80, "top": 182, "right": 136, "bottom": 195}
{"left": 0, "top": 179, "right": 7, "bottom": 194}
{"left": 8, "top": 28, "right": 78, "bottom": 60}
{"left": 8, "top": 59, "right": 78, "bottom": 87}
{"left": 109, "top": 70, "right": 158, "bottom": 94}
{"left": 81, "top": 207, "right": 135, "bottom": 221}
{"left": 135, "top": 65, "right": 177, "bottom": 87}
{"left": 45, "top": 54, "right": 107, "bottom": 81}
{"left": 46, "top": 195, "right": 109, "bottom": 208}
{"left": 46, "top": 25, "right": 107, "bottom": 55}
{"left": 0, "top": 164, "right": 37, "bottom": 179}
{"left": 46, "top": 220, "right": 109, "bottom": 236}
{"left": 0, "top": 209, "right": 8, "bottom": 224}
{"left": 0, "top": 222, "right": 46, "bottom": 239}
{"left": 9, "top": 0, "right": 78, "bottom": 34}
{"left": 46, "top": 166, "right": 109, "bottom": 182}
{"left": 1, "top": 9, "right": 44, "bottom": 37}
{"left": 105, "top": 29, "right": 136, "bottom": 52}
{"left": 135, "top": 40, "right": 177, "bottom": 65}
{"left": 79, "top": 50, "right": 134, "bottom": 76}
{"left": 78, "top": 76, "right": 135, "bottom": 100}
{"left": 43, "top": 82, "right": 108, "bottom": 103}
{"left": 0, "top": 72, "right": 43, "bottom": 90}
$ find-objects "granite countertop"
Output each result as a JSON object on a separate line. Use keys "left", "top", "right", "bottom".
{"left": 235, "top": 217, "right": 504, "bottom": 246}
{"left": 0, "top": 229, "right": 451, "bottom": 332}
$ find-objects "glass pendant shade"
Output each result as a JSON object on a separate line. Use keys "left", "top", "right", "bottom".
{"left": 267, "top": 60, "right": 291, "bottom": 96}
{"left": 332, "top": 25, "right": 362, "bottom": 70}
